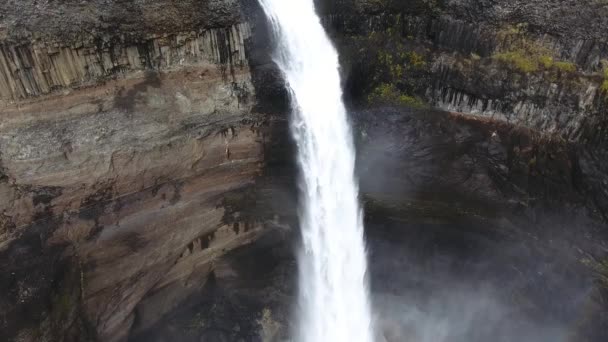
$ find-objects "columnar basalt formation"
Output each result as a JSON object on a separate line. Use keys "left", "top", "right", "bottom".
{"left": 0, "top": 0, "right": 607, "bottom": 341}
{"left": 0, "top": 24, "right": 251, "bottom": 103}
{"left": 0, "top": 1, "right": 283, "bottom": 341}
{"left": 317, "top": 0, "right": 608, "bottom": 143}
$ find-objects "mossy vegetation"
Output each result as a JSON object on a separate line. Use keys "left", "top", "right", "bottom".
{"left": 539, "top": 55, "right": 554, "bottom": 68}
{"left": 363, "top": 35, "right": 430, "bottom": 108}
{"left": 554, "top": 61, "right": 577, "bottom": 73}
{"left": 492, "top": 24, "right": 578, "bottom": 75}
{"left": 492, "top": 48, "right": 577, "bottom": 74}
{"left": 600, "top": 66, "right": 608, "bottom": 96}
{"left": 368, "top": 83, "right": 428, "bottom": 109}
{"left": 494, "top": 51, "right": 539, "bottom": 73}
{"left": 377, "top": 49, "right": 427, "bottom": 78}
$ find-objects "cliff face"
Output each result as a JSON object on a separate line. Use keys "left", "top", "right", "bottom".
{"left": 0, "top": 1, "right": 288, "bottom": 341}
{"left": 317, "top": 0, "right": 608, "bottom": 143}
{"left": 0, "top": 0, "right": 607, "bottom": 341}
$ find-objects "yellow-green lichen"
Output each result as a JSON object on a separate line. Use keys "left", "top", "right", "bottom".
{"left": 405, "top": 51, "right": 427, "bottom": 69}
{"left": 368, "top": 83, "right": 428, "bottom": 109}
{"left": 493, "top": 51, "right": 539, "bottom": 73}
{"left": 379, "top": 49, "right": 427, "bottom": 76}
{"left": 601, "top": 67, "right": 608, "bottom": 96}
{"left": 554, "top": 61, "right": 577, "bottom": 73}
{"left": 492, "top": 24, "right": 579, "bottom": 75}
{"left": 539, "top": 55, "right": 554, "bottom": 68}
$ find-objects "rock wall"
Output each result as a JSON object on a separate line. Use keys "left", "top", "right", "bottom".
{"left": 0, "top": 0, "right": 607, "bottom": 341}
{"left": 0, "top": 1, "right": 290, "bottom": 341}
{"left": 0, "top": 24, "right": 251, "bottom": 103}
{"left": 317, "top": 0, "right": 608, "bottom": 144}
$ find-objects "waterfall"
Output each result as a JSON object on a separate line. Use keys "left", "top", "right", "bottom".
{"left": 258, "top": 0, "right": 374, "bottom": 341}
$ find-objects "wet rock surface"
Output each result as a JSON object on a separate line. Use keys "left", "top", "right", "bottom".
{"left": 128, "top": 107, "right": 608, "bottom": 341}
{"left": 316, "top": 0, "right": 608, "bottom": 143}
{"left": 0, "top": 0, "right": 607, "bottom": 341}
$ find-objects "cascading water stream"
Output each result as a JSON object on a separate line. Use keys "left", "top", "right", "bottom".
{"left": 258, "top": 0, "right": 374, "bottom": 341}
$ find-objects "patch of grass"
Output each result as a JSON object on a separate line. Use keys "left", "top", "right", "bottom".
{"left": 405, "top": 51, "right": 427, "bottom": 69}
{"left": 493, "top": 24, "right": 579, "bottom": 75}
{"left": 494, "top": 51, "right": 539, "bottom": 73}
{"left": 397, "top": 94, "right": 428, "bottom": 108}
{"left": 493, "top": 51, "right": 579, "bottom": 75}
{"left": 368, "top": 83, "right": 428, "bottom": 109}
{"left": 368, "top": 44, "right": 429, "bottom": 106}
{"left": 539, "top": 55, "right": 554, "bottom": 68}
{"left": 554, "top": 61, "right": 577, "bottom": 73}
{"left": 601, "top": 80, "right": 608, "bottom": 95}
{"left": 379, "top": 49, "right": 427, "bottom": 79}
{"left": 601, "top": 67, "right": 608, "bottom": 96}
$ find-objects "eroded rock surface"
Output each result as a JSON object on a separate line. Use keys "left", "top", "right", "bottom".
{"left": 318, "top": 0, "right": 608, "bottom": 143}
{"left": 0, "top": 1, "right": 285, "bottom": 341}
{"left": 0, "top": 0, "right": 607, "bottom": 341}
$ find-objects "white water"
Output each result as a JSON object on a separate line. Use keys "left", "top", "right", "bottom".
{"left": 258, "top": 0, "right": 374, "bottom": 341}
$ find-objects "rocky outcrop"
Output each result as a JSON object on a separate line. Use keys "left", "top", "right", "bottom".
{"left": 0, "top": 1, "right": 290, "bottom": 341}
{"left": 317, "top": 0, "right": 608, "bottom": 143}
{"left": 124, "top": 106, "right": 608, "bottom": 342}
{"left": 0, "top": 0, "right": 607, "bottom": 341}
{"left": 0, "top": 24, "right": 251, "bottom": 103}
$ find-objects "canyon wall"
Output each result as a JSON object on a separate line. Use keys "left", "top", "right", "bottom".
{"left": 0, "top": 0, "right": 606, "bottom": 341}
{"left": 0, "top": 1, "right": 291, "bottom": 341}
{"left": 317, "top": 0, "right": 608, "bottom": 143}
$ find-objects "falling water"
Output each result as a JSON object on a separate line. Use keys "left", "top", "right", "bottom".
{"left": 258, "top": 0, "right": 374, "bottom": 341}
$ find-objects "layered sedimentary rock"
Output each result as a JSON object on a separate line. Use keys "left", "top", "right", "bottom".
{"left": 0, "top": 1, "right": 286, "bottom": 341}
{"left": 128, "top": 107, "right": 608, "bottom": 342}
{"left": 0, "top": 0, "right": 607, "bottom": 341}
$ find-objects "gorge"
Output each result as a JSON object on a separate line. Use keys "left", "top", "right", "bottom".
{"left": 0, "top": 0, "right": 607, "bottom": 341}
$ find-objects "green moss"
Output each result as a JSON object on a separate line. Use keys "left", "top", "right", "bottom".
{"left": 582, "top": 258, "right": 608, "bottom": 289}
{"left": 368, "top": 83, "right": 399, "bottom": 104}
{"left": 554, "top": 61, "right": 577, "bottom": 73}
{"left": 406, "top": 51, "right": 427, "bottom": 69}
{"left": 492, "top": 24, "right": 581, "bottom": 75}
{"left": 379, "top": 49, "right": 426, "bottom": 76}
{"left": 494, "top": 51, "right": 539, "bottom": 73}
{"left": 493, "top": 50, "right": 579, "bottom": 75}
{"left": 397, "top": 94, "right": 428, "bottom": 108}
{"left": 601, "top": 67, "right": 608, "bottom": 96}
{"left": 539, "top": 55, "right": 554, "bottom": 68}
{"left": 368, "top": 83, "right": 428, "bottom": 109}
{"left": 601, "top": 80, "right": 608, "bottom": 94}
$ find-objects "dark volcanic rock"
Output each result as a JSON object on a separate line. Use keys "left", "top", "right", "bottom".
{"left": 316, "top": 0, "right": 608, "bottom": 143}
{"left": 126, "top": 107, "right": 608, "bottom": 342}
{"left": 0, "top": 0, "right": 607, "bottom": 341}
{"left": 0, "top": 0, "right": 242, "bottom": 43}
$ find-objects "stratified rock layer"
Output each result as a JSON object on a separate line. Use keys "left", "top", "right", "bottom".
{"left": 0, "top": 0, "right": 607, "bottom": 341}
{"left": 0, "top": 2, "right": 280, "bottom": 341}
